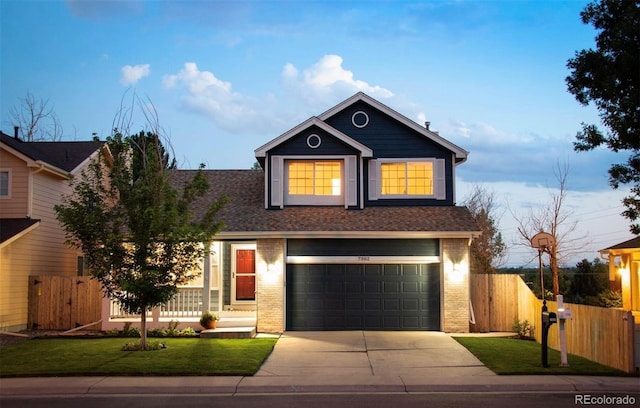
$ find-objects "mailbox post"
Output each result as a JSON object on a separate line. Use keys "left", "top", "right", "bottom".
{"left": 541, "top": 310, "right": 557, "bottom": 367}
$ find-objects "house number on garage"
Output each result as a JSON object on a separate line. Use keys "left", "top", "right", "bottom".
{"left": 357, "top": 256, "right": 371, "bottom": 261}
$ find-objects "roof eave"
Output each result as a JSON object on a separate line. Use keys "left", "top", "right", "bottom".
{"left": 255, "top": 117, "right": 373, "bottom": 158}
{"left": 216, "top": 230, "right": 481, "bottom": 240}
{"left": 317, "top": 92, "right": 469, "bottom": 161}
{"left": 0, "top": 220, "right": 41, "bottom": 249}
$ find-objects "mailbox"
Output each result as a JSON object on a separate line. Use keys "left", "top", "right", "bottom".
{"left": 542, "top": 311, "right": 557, "bottom": 326}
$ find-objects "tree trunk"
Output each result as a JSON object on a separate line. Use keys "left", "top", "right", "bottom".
{"left": 550, "top": 247, "right": 560, "bottom": 297}
{"left": 140, "top": 310, "right": 147, "bottom": 350}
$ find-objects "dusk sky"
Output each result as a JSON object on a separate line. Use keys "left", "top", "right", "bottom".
{"left": 1, "top": 0, "right": 634, "bottom": 266}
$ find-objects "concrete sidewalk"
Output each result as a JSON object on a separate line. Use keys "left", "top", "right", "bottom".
{"left": 2, "top": 374, "right": 639, "bottom": 396}
{"left": 1, "top": 331, "right": 639, "bottom": 396}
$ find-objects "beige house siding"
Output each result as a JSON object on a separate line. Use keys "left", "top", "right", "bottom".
{"left": 29, "top": 171, "right": 80, "bottom": 276}
{"left": 0, "top": 233, "right": 35, "bottom": 331}
{"left": 0, "top": 154, "right": 92, "bottom": 331}
{"left": 0, "top": 151, "right": 29, "bottom": 217}
{"left": 441, "top": 238, "right": 470, "bottom": 333}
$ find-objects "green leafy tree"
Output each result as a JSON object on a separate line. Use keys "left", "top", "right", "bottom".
{"left": 463, "top": 186, "right": 506, "bottom": 273}
{"left": 567, "top": 258, "right": 609, "bottom": 304}
{"left": 55, "top": 130, "right": 226, "bottom": 349}
{"left": 566, "top": 0, "right": 640, "bottom": 233}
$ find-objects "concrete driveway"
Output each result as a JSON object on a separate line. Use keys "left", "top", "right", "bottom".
{"left": 256, "top": 331, "right": 495, "bottom": 378}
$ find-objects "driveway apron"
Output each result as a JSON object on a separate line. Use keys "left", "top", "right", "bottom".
{"left": 255, "top": 331, "right": 494, "bottom": 378}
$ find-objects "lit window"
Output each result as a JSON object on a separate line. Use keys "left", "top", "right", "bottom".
{"left": 0, "top": 171, "right": 9, "bottom": 197}
{"left": 381, "top": 161, "right": 433, "bottom": 196}
{"left": 288, "top": 161, "right": 342, "bottom": 196}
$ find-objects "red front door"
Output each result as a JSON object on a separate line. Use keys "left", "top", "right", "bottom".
{"left": 235, "top": 249, "right": 256, "bottom": 301}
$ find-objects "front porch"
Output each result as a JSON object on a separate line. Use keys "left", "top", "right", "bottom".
{"left": 101, "top": 287, "right": 257, "bottom": 334}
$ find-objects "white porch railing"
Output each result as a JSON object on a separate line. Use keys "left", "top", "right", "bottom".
{"left": 109, "top": 287, "right": 204, "bottom": 319}
{"left": 161, "top": 287, "right": 203, "bottom": 318}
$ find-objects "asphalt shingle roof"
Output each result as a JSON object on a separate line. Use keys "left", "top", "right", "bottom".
{"left": 0, "top": 218, "right": 40, "bottom": 244}
{"left": 601, "top": 236, "right": 640, "bottom": 251}
{"left": 1, "top": 132, "right": 103, "bottom": 173}
{"left": 173, "top": 170, "right": 480, "bottom": 235}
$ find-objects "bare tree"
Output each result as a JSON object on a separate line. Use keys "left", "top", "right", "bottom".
{"left": 8, "top": 92, "right": 63, "bottom": 141}
{"left": 512, "top": 162, "right": 589, "bottom": 296}
{"left": 463, "top": 185, "right": 507, "bottom": 273}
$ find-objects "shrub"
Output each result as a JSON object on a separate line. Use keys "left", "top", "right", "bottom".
{"left": 122, "top": 322, "right": 141, "bottom": 337}
{"left": 179, "top": 327, "right": 197, "bottom": 337}
{"left": 598, "top": 289, "right": 622, "bottom": 308}
{"left": 166, "top": 320, "right": 180, "bottom": 337}
{"left": 121, "top": 340, "right": 166, "bottom": 351}
{"left": 148, "top": 328, "right": 167, "bottom": 338}
{"left": 512, "top": 319, "right": 534, "bottom": 339}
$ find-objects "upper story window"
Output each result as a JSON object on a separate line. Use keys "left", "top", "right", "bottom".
{"left": 286, "top": 160, "right": 343, "bottom": 205}
{"left": 269, "top": 155, "right": 358, "bottom": 208}
{"left": 0, "top": 170, "right": 10, "bottom": 198}
{"left": 369, "top": 158, "right": 446, "bottom": 200}
{"left": 381, "top": 161, "right": 433, "bottom": 196}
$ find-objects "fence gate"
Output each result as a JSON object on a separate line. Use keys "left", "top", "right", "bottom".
{"left": 28, "top": 276, "right": 102, "bottom": 330}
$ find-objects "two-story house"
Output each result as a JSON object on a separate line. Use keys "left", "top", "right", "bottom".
{"left": 123, "top": 92, "right": 479, "bottom": 334}
{"left": 0, "top": 130, "right": 104, "bottom": 331}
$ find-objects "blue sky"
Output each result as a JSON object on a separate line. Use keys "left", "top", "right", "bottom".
{"left": 1, "top": 0, "right": 634, "bottom": 266}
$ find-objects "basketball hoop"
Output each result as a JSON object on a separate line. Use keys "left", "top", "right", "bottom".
{"left": 531, "top": 232, "right": 555, "bottom": 251}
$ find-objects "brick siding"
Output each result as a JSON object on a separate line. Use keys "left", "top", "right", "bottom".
{"left": 256, "top": 238, "right": 285, "bottom": 333}
{"left": 442, "top": 238, "right": 470, "bottom": 333}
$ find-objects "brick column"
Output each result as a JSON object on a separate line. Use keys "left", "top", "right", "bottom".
{"left": 256, "top": 238, "right": 285, "bottom": 333}
{"left": 441, "top": 238, "right": 470, "bottom": 333}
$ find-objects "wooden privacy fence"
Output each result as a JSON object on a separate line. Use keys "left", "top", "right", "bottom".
{"left": 470, "top": 274, "right": 636, "bottom": 374}
{"left": 28, "top": 276, "right": 103, "bottom": 330}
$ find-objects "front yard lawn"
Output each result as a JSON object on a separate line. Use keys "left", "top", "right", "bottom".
{"left": 0, "top": 337, "right": 277, "bottom": 377}
{"left": 454, "top": 337, "right": 627, "bottom": 376}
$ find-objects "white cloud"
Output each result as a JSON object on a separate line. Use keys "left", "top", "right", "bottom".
{"left": 282, "top": 54, "right": 393, "bottom": 107}
{"left": 161, "top": 56, "right": 394, "bottom": 134}
{"left": 120, "top": 64, "right": 150, "bottom": 86}
{"left": 162, "top": 62, "right": 283, "bottom": 133}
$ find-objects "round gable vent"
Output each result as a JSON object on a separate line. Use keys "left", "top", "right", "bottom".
{"left": 307, "top": 134, "right": 322, "bottom": 148}
{"left": 351, "top": 111, "right": 369, "bottom": 128}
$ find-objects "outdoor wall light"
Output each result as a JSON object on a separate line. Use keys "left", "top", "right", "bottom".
{"left": 262, "top": 262, "right": 281, "bottom": 285}
{"left": 448, "top": 263, "right": 466, "bottom": 284}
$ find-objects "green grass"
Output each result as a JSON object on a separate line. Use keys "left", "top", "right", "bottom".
{"left": 454, "top": 337, "right": 627, "bottom": 376}
{"left": 0, "top": 337, "right": 277, "bottom": 377}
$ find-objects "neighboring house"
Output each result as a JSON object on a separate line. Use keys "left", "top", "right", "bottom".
{"left": 104, "top": 92, "right": 480, "bottom": 333}
{"left": 600, "top": 236, "right": 640, "bottom": 313}
{"left": 600, "top": 237, "right": 640, "bottom": 372}
{"left": 0, "top": 130, "right": 104, "bottom": 331}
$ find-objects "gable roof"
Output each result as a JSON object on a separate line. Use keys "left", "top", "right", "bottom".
{"left": 0, "top": 218, "right": 40, "bottom": 248}
{"left": 600, "top": 236, "right": 640, "bottom": 254}
{"left": 173, "top": 170, "right": 480, "bottom": 238}
{"left": 254, "top": 117, "right": 373, "bottom": 158}
{"left": 318, "top": 92, "right": 468, "bottom": 163}
{"left": 0, "top": 131, "right": 104, "bottom": 174}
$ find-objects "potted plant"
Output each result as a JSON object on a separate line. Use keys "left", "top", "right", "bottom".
{"left": 199, "top": 311, "right": 218, "bottom": 330}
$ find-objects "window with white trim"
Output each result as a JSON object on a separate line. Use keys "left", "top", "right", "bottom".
{"left": 0, "top": 170, "right": 10, "bottom": 198}
{"left": 381, "top": 161, "right": 433, "bottom": 196}
{"left": 286, "top": 160, "right": 343, "bottom": 205}
{"left": 369, "top": 158, "right": 446, "bottom": 200}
